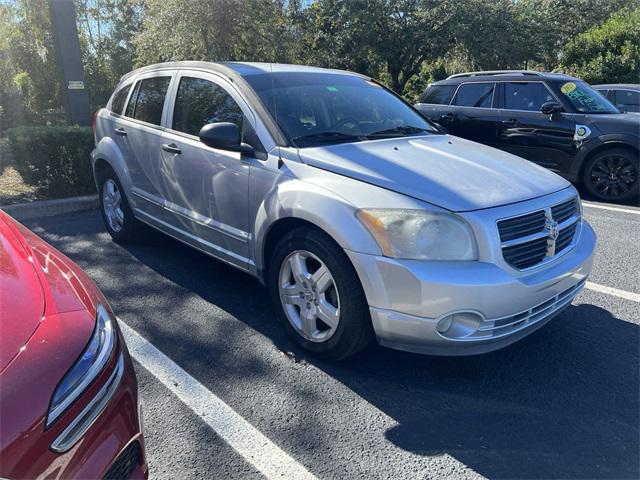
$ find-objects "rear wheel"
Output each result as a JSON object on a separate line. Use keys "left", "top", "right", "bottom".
{"left": 268, "top": 227, "right": 373, "bottom": 361}
{"left": 582, "top": 148, "right": 639, "bottom": 202}
{"left": 98, "top": 169, "right": 145, "bottom": 243}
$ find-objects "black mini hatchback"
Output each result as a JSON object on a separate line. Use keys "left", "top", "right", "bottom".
{"left": 416, "top": 71, "right": 640, "bottom": 202}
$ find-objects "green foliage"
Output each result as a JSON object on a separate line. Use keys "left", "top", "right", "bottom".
{"left": 1, "top": 0, "right": 638, "bottom": 125}
{"left": 134, "top": 0, "right": 299, "bottom": 65}
{"left": 560, "top": 8, "right": 640, "bottom": 84}
{"left": 0, "top": 0, "right": 62, "bottom": 127}
{"left": 6, "top": 126, "right": 95, "bottom": 197}
{"left": 75, "top": 0, "right": 143, "bottom": 110}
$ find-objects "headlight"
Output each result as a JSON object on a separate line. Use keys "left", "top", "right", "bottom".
{"left": 46, "top": 304, "right": 116, "bottom": 427}
{"left": 356, "top": 209, "right": 478, "bottom": 260}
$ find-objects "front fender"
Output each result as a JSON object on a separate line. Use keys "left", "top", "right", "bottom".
{"left": 252, "top": 178, "right": 382, "bottom": 275}
{"left": 91, "top": 136, "right": 135, "bottom": 207}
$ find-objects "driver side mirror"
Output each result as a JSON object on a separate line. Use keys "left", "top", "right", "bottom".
{"left": 541, "top": 101, "right": 563, "bottom": 116}
{"left": 198, "top": 122, "right": 255, "bottom": 155}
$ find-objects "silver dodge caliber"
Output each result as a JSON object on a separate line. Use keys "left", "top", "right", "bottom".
{"left": 92, "top": 62, "right": 596, "bottom": 360}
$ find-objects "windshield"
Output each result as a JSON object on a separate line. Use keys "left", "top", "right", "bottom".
{"left": 551, "top": 80, "right": 620, "bottom": 114}
{"left": 243, "top": 72, "right": 438, "bottom": 148}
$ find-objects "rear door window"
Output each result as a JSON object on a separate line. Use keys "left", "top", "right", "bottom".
{"left": 503, "top": 82, "right": 555, "bottom": 112}
{"left": 127, "top": 76, "right": 171, "bottom": 125}
{"left": 614, "top": 89, "right": 640, "bottom": 112}
{"left": 172, "top": 77, "right": 244, "bottom": 136}
{"left": 110, "top": 84, "right": 131, "bottom": 115}
{"left": 452, "top": 83, "right": 495, "bottom": 108}
{"left": 421, "top": 85, "right": 457, "bottom": 105}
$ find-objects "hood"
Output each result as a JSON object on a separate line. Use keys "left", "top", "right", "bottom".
{"left": 0, "top": 215, "right": 45, "bottom": 372}
{"left": 297, "top": 135, "right": 570, "bottom": 211}
{"left": 583, "top": 113, "right": 640, "bottom": 132}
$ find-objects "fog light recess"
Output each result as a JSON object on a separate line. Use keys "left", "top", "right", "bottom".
{"left": 436, "top": 312, "right": 482, "bottom": 339}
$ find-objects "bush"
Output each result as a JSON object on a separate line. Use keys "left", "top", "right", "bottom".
{"left": 6, "top": 126, "right": 95, "bottom": 198}
{"left": 559, "top": 8, "right": 640, "bottom": 84}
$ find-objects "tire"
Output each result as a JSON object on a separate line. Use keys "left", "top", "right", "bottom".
{"left": 582, "top": 148, "right": 639, "bottom": 202}
{"left": 268, "top": 227, "right": 374, "bottom": 361}
{"left": 97, "top": 168, "right": 146, "bottom": 243}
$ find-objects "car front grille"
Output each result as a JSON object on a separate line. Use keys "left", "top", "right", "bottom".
{"left": 104, "top": 441, "right": 142, "bottom": 480}
{"left": 497, "top": 197, "right": 580, "bottom": 270}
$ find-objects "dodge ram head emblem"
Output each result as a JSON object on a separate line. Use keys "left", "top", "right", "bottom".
{"left": 544, "top": 208, "right": 560, "bottom": 256}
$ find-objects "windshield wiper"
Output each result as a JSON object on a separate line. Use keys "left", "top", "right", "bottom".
{"left": 366, "top": 125, "right": 431, "bottom": 138}
{"left": 292, "top": 131, "right": 363, "bottom": 147}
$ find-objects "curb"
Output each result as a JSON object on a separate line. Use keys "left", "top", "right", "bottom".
{"left": 0, "top": 194, "right": 99, "bottom": 221}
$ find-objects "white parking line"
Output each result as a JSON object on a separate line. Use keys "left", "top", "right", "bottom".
{"left": 585, "top": 282, "right": 640, "bottom": 303}
{"left": 582, "top": 202, "right": 640, "bottom": 215}
{"left": 119, "top": 322, "right": 318, "bottom": 480}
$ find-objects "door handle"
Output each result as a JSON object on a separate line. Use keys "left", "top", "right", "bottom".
{"left": 114, "top": 127, "right": 127, "bottom": 136}
{"left": 501, "top": 119, "right": 519, "bottom": 127}
{"left": 161, "top": 143, "right": 181, "bottom": 154}
{"left": 440, "top": 113, "right": 456, "bottom": 122}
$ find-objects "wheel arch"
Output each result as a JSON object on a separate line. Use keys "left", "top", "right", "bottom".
{"left": 252, "top": 180, "right": 382, "bottom": 284}
{"left": 91, "top": 137, "right": 135, "bottom": 203}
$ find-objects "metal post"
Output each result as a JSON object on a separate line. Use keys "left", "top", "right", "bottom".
{"left": 48, "top": 0, "right": 92, "bottom": 125}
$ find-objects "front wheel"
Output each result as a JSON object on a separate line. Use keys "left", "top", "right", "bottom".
{"left": 268, "top": 227, "right": 373, "bottom": 361}
{"left": 582, "top": 148, "right": 639, "bottom": 202}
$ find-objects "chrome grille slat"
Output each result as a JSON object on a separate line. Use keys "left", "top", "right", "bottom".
{"left": 497, "top": 197, "right": 580, "bottom": 270}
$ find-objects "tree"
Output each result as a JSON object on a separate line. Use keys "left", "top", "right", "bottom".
{"left": 75, "top": 0, "right": 143, "bottom": 109}
{"left": 516, "top": 0, "right": 632, "bottom": 70}
{"left": 0, "top": 0, "right": 62, "bottom": 126}
{"left": 133, "top": 0, "right": 298, "bottom": 66}
{"left": 452, "top": 0, "right": 529, "bottom": 71}
{"left": 560, "top": 8, "right": 640, "bottom": 84}
{"left": 302, "top": 0, "right": 456, "bottom": 94}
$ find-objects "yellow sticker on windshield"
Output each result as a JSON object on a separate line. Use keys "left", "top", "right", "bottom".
{"left": 561, "top": 82, "right": 576, "bottom": 94}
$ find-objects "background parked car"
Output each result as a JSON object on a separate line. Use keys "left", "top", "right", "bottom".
{"left": 415, "top": 71, "right": 640, "bottom": 202}
{"left": 0, "top": 211, "right": 147, "bottom": 479}
{"left": 593, "top": 84, "right": 640, "bottom": 113}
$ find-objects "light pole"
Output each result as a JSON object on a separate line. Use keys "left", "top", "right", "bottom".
{"left": 48, "top": 0, "right": 91, "bottom": 126}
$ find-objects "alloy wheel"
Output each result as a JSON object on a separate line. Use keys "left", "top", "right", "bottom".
{"left": 102, "top": 179, "right": 124, "bottom": 233}
{"left": 589, "top": 154, "right": 637, "bottom": 199}
{"left": 278, "top": 250, "right": 341, "bottom": 343}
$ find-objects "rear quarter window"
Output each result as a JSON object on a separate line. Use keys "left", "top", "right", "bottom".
{"left": 109, "top": 84, "right": 131, "bottom": 115}
{"left": 420, "top": 85, "right": 456, "bottom": 105}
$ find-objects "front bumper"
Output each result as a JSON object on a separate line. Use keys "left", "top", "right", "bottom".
{"left": 346, "top": 221, "right": 596, "bottom": 355}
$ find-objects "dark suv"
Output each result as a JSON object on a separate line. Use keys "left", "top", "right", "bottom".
{"left": 415, "top": 71, "right": 640, "bottom": 202}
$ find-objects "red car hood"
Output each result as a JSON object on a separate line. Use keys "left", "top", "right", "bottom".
{"left": 0, "top": 214, "right": 45, "bottom": 371}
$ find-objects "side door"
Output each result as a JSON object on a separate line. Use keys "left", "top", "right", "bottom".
{"left": 446, "top": 82, "right": 499, "bottom": 146}
{"left": 496, "top": 81, "right": 577, "bottom": 173}
{"left": 156, "top": 71, "right": 254, "bottom": 269}
{"left": 118, "top": 72, "right": 174, "bottom": 208}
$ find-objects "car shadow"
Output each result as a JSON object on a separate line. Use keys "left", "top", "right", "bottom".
{"left": 27, "top": 212, "right": 639, "bottom": 479}
{"left": 121, "top": 229, "right": 639, "bottom": 479}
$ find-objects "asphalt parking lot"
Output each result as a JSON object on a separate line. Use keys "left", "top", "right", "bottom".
{"left": 23, "top": 200, "right": 639, "bottom": 480}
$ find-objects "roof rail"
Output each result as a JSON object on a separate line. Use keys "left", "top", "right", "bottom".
{"left": 447, "top": 70, "right": 544, "bottom": 80}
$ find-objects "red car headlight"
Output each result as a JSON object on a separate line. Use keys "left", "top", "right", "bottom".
{"left": 46, "top": 304, "right": 116, "bottom": 427}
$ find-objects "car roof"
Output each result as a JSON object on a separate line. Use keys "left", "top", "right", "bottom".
{"left": 430, "top": 70, "right": 578, "bottom": 86}
{"left": 593, "top": 84, "right": 640, "bottom": 90}
{"left": 119, "top": 61, "right": 366, "bottom": 84}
